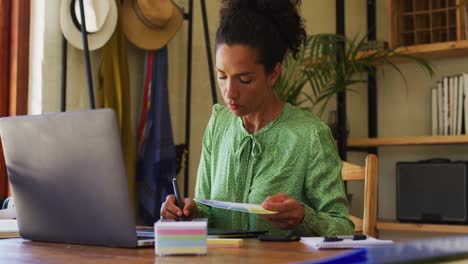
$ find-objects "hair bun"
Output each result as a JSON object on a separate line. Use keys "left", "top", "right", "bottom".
{"left": 221, "top": 0, "right": 301, "bottom": 14}
{"left": 220, "top": 0, "right": 305, "bottom": 57}
{"left": 217, "top": 0, "right": 306, "bottom": 72}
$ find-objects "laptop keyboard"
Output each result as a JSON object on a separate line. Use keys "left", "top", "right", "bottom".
{"left": 136, "top": 229, "right": 154, "bottom": 239}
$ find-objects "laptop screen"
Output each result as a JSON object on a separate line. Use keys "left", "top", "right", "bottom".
{"left": 0, "top": 109, "right": 139, "bottom": 247}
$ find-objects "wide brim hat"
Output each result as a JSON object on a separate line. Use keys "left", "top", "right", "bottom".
{"left": 121, "top": 0, "right": 183, "bottom": 50}
{"left": 60, "top": 0, "right": 118, "bottom": 51}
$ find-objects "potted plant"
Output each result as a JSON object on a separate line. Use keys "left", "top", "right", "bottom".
{"left": 275, "top": 34, "right": 435, "bottom": 118}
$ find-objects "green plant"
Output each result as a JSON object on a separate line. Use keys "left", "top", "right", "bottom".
{"left": 275, "top": 34, "right": 435, "bottom": 117}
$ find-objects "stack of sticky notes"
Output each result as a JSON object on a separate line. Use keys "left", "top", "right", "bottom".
{"left": 154, "top": 219, "right": 207, "bottom": 256}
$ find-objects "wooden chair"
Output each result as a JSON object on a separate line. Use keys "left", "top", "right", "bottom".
{"left": 342, "top": 154, "right": 379, "bottom": 237}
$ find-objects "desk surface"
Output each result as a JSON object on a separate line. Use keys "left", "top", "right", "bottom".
{"left": 0, "top": 238, "right": 345, "bottom": 264}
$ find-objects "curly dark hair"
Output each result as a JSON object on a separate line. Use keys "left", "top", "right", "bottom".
{"left": 215, "top": 0, "right": 306, "bottom": 73}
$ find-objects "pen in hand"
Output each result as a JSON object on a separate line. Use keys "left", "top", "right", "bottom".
{"left": 172, "top": 178, "right": 184, "bottom": 221}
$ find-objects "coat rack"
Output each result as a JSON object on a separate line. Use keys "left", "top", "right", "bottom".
{"left": 61, "top": 0, "right": 218, "bottom": 197}
{"left": 61, "top": 0, "right": 95, "bottom": 111}
{"left": 182, "top": 0, "right": 217, "bottom": 196}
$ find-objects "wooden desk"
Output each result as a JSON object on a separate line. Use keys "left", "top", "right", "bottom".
{"left": 0, "top": 238, "right": 346, "bottom": 264}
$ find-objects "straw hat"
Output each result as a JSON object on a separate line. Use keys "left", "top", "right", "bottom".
{"left": 60, "top": 0, "right": 118, "bottom": 51}
{"left": 121, "top": 0, "right": 183, "bottom": 50}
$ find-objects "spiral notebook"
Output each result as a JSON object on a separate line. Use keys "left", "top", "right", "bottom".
{"left": 301, "top": 236, "right": 393, "bottom": 249}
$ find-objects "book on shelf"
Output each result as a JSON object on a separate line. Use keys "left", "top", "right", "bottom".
{"left": 457, "top": 75, "right": 464, "bottom": 135}
{"left": 450, "top": 76, "right": 455, "bottom": 135}
{"left": 437, "top": 80, "right": 443, "bottom": 135}
{"left": 432, "top": 74, "right": 467, "bottom": 136}
{"left": 443, "top": 76, "right": 449, "bottom": 135}
{"left": 464, "top": 73, "right": 468, "bottom": 135}
{"left": 431, "top": 87, "right": 438, "bottom": 136}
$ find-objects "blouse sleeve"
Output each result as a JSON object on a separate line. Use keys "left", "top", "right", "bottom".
{"left": 294, "top": 122, "right": 355, "bottom": 236}
{"left": 194, "top": 105, "right": 220, "bottom": 219}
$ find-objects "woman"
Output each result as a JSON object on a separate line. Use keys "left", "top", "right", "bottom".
{"left": 161, "top": 0, "right": 354, "bottom": 236}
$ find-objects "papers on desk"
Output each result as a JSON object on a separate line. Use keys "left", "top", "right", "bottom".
{"left": 302, "top": 235, "right": 468, "bottom": 264}
{"left": 301, "top": 236, "right": 393, "bottom": 249}
{"left": 0, "top": 206, "right": 16, "bottom": 219}
{"left": 0, "top": 219, "right": 19, "bottom": 239}
{"left": 194, "top": 199, "right": 277, "bottom": 214}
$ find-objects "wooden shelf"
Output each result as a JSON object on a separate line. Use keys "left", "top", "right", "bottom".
{"left": 309, "top": 39, "right": 468, "bottom": 67}
{"left": 347, "top": 135, "right": 468, "bottom": 147}
{"left": 389, "top": 40, "right": 468, "bottom": 62}
{"left": 378, "top": 221, "right": 468, "bottom": 234}
{"left": 356, "top": 40, "right": 468, "bottom": 64}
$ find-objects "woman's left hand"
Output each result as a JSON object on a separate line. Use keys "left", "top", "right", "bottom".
{"left": 260, "top": 193, "right": 305, "bottom": 230}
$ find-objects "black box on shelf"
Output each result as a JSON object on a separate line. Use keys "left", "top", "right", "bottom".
{"left": 396, "top": 159, "right": 468, "bottom": 224}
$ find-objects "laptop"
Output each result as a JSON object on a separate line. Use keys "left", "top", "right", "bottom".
{"left": 0, "top": 109, "right": 153, "bottom": 247}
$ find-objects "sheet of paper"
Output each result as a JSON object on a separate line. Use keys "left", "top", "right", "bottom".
{"left": 194, "top": 199, "right": 277, "bottom": 214}
{"left": 0, "top": 207, "right": 17, "bottom": 219}
{"left": 0, "top": 219, "right": 18, "bottom": 232}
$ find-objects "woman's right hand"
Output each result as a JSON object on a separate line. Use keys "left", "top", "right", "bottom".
{"left": 160, "top": 195, "right": 197, "bottom": 220}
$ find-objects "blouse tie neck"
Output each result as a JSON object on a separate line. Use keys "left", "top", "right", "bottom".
{"left": 236, "top": 135, "right": 263, "bottom": 158}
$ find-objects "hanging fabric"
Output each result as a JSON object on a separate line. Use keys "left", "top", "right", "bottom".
{"left": 137, "top": 52, "right": 154, "bottom": 155}
{"left": 0, "top": 0, "right": 30, "bottom": 200}
{"left": 137, "top": 47, "right": 176, "bottom": 225}
{"left": 97, "top": 0, "right": 136, "bottom": 209}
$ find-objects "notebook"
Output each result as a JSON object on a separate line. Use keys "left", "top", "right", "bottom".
{"left": 301, "top": 236, "right": 393, "bottom": 249}
{"left": 0, "top": 219, "right": 19, "bottom": 238}
{"left": 0, "top": 109, "right": 153, "bottom": 248}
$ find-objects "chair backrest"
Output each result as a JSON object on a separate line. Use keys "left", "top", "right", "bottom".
{"left": 342, "top": 154, "right": 378, "bottom": 237}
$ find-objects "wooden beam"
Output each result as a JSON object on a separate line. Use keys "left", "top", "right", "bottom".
{"left": 378, "top": 221, "right": 468, "bottom": 234}
{"left": 0, "top": 0, "right": 11, "bottom": 117}
{"left": 9, "top": 0, "right": 30, "bottom": 116}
